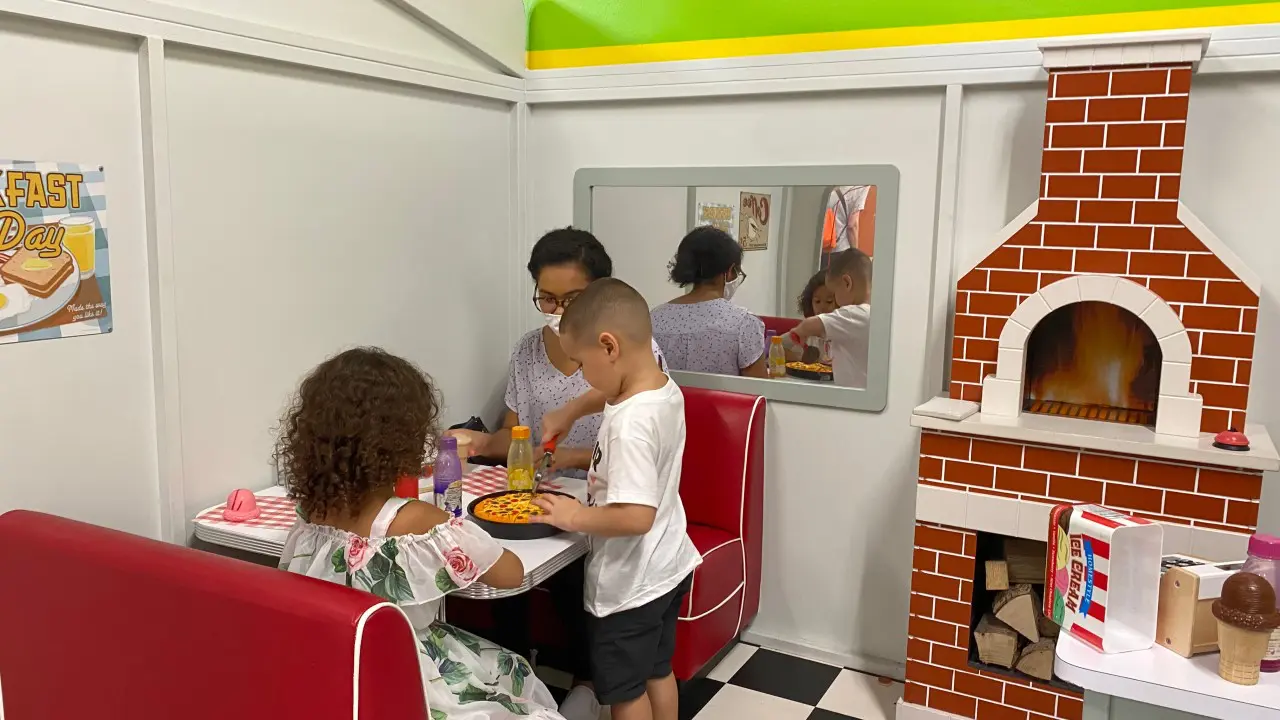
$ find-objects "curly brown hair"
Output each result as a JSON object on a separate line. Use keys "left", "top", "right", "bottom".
{"left": 274, "top": 347, "right": 442, "bottom": 521}
{"left": 797, "top": 270, "right": 826, "bottom": 318}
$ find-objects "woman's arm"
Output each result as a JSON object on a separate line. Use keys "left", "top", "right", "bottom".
{"left": 740, "top": 355, "right": 770, "bottom": 378}
{"left": 446, "top": 410, "right": 519, "bottom": 459}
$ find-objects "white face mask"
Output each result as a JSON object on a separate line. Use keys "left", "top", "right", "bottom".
{"left": 724, "top": 274, "right": 744, "bottom": 301}
{"left": 543, "top": 312, "right": 562, "bottom": 335}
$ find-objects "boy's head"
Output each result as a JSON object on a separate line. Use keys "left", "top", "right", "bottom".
{"left": 559, "top": 278, "right": 656, "bottom": 398}
{"left": 275, "top": 347, "right": 441, "bottom": 520}
{"left": 825, "top": 248, "right": 872, "bottom": 307}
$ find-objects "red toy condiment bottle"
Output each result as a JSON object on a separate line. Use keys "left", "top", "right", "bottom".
{"left": 394, "top": 475, "right": 419, "bottom": 499}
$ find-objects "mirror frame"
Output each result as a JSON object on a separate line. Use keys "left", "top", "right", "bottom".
{"left": 575, "top": 165, "right": 899, "bottom": 412}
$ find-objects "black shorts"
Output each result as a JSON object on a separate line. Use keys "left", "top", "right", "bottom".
{"left": 588, "top": 573, "right": 693, "bottom": 705}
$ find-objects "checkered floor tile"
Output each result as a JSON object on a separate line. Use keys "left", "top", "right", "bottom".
{"left": 540, "top": 643, "right": 903, "bottom": 720}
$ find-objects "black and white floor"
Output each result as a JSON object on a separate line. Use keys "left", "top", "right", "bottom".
{"left": 542, "top": 642, "right": 904, "bottom": 720}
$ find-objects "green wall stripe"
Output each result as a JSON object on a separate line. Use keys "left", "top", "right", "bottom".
{"left": 525, "top": 0, "right": 1275, "bottom": 51}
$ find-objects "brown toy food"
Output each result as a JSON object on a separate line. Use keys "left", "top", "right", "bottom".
{"left": 1211, "top": 572, "right": 1280, "bottom": 685}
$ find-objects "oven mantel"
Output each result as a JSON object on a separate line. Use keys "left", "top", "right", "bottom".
{"left": 911, "top": 399, "right": 1280, "bottom": 472}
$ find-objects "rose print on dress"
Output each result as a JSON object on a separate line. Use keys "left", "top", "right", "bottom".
{"left": 445, "top": 546, "right": 481, "bottom": 584}
{"left": 345, "top": 536, "right": 375, "bottom": 572}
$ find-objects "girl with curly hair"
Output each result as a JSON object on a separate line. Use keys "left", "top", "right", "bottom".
{"left": 276, "top": 347, "right": 567, "bottom": 720}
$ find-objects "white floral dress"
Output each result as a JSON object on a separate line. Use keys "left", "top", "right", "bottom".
{"left": 280, "top": 498, "right": 565, "bottom": 720}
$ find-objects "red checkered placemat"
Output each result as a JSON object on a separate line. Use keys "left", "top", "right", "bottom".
{"left": 463, "top": 466, "right": 563, "bottom": 495}
{"left": 194, "top": 496, "right": 298, "bottom": 529}
{"left": 194, "top": 468, "right": 564, "bottom": 529}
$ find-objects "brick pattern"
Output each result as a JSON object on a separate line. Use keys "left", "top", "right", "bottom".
{"left": 919, "top": 430, "right": 1262, "bottom": 532}
{"left": 949, "top": 63, "right": 1259, "bottom": 434}
{"left": 908, "top": 522, "right": 1084, "bottom": 720}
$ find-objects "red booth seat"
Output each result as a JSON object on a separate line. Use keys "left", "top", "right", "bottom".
{"left": 758, "top": 314, "right": 801, "bottom": 337}
{"left": 0, "top": 511, "right": 427, "bottom": 720}
{"left": 673, "top": 387, "right": 766, "bottom": 679}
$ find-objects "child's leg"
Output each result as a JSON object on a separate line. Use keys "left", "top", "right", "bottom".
{"left": 610, "top": 692, "right": 653, "bottom": 720}
{"left": 645, "top": 673, "right": 678, "bottom": 720}
{"left": 646, "top": 573, "right": 693, "bottom": 720}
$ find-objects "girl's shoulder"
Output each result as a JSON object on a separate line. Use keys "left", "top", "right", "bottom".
{"left": 281, "top": 514, "right": 505, "bottom": 605}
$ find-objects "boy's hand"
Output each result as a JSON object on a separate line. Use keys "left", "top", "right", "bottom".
{"left": 541, "top": 406, "right": 576, "bottom": 444}
{"left": 530, "top": 494, "right": 583, "bottom": 532}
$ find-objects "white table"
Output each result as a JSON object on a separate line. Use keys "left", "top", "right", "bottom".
{"left": 193, "top": 478, "right": 589, "bottom": 600}
{"left": 1055, "top": 633, "right": 1280, "bottom": 720}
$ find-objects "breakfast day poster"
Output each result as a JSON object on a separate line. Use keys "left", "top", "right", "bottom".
{"left": 0, "top": 160, "right": 112, "bottom": 344}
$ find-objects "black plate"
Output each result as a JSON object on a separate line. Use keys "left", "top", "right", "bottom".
{"left": 786, "top": 365, "right": 834, "bottom": 382}
{"left": 467, "top": 490, "right": 573, "bottom": 540}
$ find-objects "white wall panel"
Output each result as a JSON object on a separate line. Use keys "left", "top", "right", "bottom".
{"left": 165, "top": 49, "right": 515, "bottom": 520}
{"left": 0, "top": 18, "right": 160, "bottom": 537}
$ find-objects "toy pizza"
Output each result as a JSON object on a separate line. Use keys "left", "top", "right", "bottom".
{"left": 472, "top": 493, "right": 547, "bottom": 524}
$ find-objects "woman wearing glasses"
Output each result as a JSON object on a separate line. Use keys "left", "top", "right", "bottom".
{"left": 649, "top": 226, "right": 768, "bottom": 377}
{"left": 448, "top": 227, "right": 663, "bottom": 474}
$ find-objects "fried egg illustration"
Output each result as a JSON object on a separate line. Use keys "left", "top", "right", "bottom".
{"left": 0, "top": 282, "right": 34, "bottom": 322}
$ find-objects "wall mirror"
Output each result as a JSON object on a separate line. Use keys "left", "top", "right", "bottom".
{"left": 574, "top": 165, "right": 898, "bottom": 412}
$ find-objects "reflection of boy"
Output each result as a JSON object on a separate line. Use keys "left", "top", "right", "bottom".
{"left": 785, "top": 249, "right": 872, "bottom": 388}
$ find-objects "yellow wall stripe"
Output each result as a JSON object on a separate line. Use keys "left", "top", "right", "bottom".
{"left": 527, "top": 4, "right": 1280, "bottom": 70}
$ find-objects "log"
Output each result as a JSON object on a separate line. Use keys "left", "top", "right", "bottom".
{"left": 1016, "top": 639, "right": 1057, "bottom": 682}
{"left": 975, "top": 613, "right": 1020, "bottom": 668}
{"left": 994, "top": 584, "right": 1041, "bottom": 642}
{"left": 1037, "top": 612, "right": 1060, "bottom": 640}
{"left": 1003, "top": 538, "right": 1048, "bottom": 585}
{"left": 985, "top": 560, "right": 1010, "bottom": 591}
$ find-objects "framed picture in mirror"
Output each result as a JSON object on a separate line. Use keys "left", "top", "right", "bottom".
{"left": 574, "top": 165, "right": 899, "bottom": 412}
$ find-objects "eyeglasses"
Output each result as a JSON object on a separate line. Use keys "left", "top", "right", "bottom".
{"left": 533, "top": 291, "right": 582, "bottom": 313}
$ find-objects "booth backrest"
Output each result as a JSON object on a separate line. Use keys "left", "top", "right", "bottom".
{"left": 0, "top": 511, "right": 426, "bottom": 720}
{"left": 758, "top": 315, "right": 801, "bottom": 337}
{"left": 679, "top": 387, "right": 766, "bottom": 618}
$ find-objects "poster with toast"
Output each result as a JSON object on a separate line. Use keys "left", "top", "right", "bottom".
{"left": 0, "top": 160, "right": 111, "bottom": 344}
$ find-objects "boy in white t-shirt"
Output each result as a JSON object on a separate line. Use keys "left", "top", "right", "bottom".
{"left": 785, "top": 249, "right": 872, "bottom": 388}
{"left": 533, "top": 278, "right": 702, "bottom": 720}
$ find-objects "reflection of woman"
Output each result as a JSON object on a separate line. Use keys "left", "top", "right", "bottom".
{"left": 650, "top": 227, "right": 768, "bottom": 377}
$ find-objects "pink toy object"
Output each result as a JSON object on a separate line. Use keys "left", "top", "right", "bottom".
{"left": 222, "top": 489, "right": 261, "bottom": 522}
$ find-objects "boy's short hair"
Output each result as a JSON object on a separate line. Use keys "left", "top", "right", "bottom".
{"left": 827, "top": 248, "right": 872, "bottom": 286}
{"left": 560, "top": 278, "right": 652, "bottom": 344}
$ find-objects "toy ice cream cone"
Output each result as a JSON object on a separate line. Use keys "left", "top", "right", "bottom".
{"left": 1216, "top": 621, "right": 1272, "bottom": 685}
{"left": 1212, "top": 572, "right": 1280, "bottom": 686}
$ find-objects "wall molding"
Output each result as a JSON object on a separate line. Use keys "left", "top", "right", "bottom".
{"left": 2, "top": 0, "right": 522, "bottom": 102}
{"left": 138, "top": 36, "right": 188, "bottom": 543}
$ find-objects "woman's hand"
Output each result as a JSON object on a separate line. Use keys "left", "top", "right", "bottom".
{"left": 444, "top": 428, "right": 491, "bottom": 457}
{"left": 551, "top": 446, "right": 593, "bottom": 472}
{"left": 531, "top": 494, "right": 583, "bottom": 532}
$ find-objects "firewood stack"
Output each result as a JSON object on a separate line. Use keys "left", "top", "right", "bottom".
{"left": 974, "top": 539, "right": 1058, "bottom": 682}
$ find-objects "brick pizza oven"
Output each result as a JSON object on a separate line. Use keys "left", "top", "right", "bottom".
{"left": 899, "top": 35, "right": 1280, "bottom": 720}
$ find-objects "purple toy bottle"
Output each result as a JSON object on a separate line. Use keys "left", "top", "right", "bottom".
{"left": 1242, "top": 533, "right": 1280, "bottom": 672}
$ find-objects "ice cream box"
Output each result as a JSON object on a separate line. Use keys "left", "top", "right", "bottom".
{"left": 1156, "top": 555, "right": 1245, "bottom": 657}
{"left": 1045, "top": 504, "right": 1164, "bottom": 653}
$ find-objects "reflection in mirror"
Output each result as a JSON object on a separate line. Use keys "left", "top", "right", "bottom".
{"left": 590, "top": 184, "right": 879, "bottom": 389}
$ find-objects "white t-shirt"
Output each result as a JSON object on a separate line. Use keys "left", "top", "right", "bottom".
{"left": 829, "top": 186, "right": 870, "bottom": 253}
{"left": 819, "top": 304, "right": 871, "bottom": 389}
{"left": 584, "top": 377, "right": 702, "bottom": 617}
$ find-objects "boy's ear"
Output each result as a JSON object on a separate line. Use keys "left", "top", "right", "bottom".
{"left": 598, "top": 331, "right": 620, "bottom": 358}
